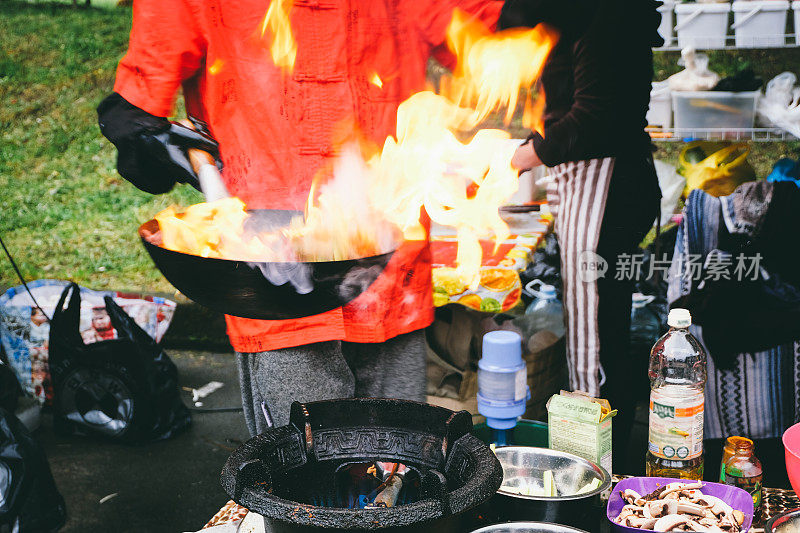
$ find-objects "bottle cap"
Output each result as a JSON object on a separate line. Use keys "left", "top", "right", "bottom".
{"left": 481, "top": 330, "right": 523, "bottom": 369}
{"left": 668, "top": 308, "right": 692, "bottom": 328}
{"left": 540, "top": 284, "right": 557, "bottom": 299}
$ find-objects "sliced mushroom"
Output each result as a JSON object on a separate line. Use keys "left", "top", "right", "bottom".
{"left": 686, "top": 520, "right": 726, "bottom": 533}
{"left": 661, "top": 482, "right": 703, "bottom": 499}
{"left": 645, "top": 499, "right": 678, "bottom": 518}
{"left": 644, "top": 485, "right": 668, "bottom": 501}
{"left": 731, "top": 510, "right": 744, "bottom": 526}
{"left": 677, "top": 502, "right": 709, "bottom": 516}
{"left": 653, "top": 513, "right": 691, "bottom": 531}
{"left": 627, "top": 516, "right": 659, "bottom": 529}
{"left": 698, "top": 494, "right": 736, "bottom": 521}
{"left": 622, "top": 488, "right": 646, "bottom": 506}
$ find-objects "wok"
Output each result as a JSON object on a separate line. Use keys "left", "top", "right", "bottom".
{"left": 139, "top": 219, "right": 395, "bottom": 320}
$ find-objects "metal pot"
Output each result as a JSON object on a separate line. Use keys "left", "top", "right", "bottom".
{"left": 478, "top": 447, "right": 611, "bottom": 531}
{"left": 139, "top": 219, "right": 394, "bottom": 320}
{"left": 471, "top": 522, "right": 589, "bottom": 533}
{"left": 766, "top": 507, "right": 800, "bottom": 533}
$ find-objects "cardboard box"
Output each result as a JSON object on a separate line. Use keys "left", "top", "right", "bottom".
{"left": 547, "top": 391, "right": 614, "bottom": 476}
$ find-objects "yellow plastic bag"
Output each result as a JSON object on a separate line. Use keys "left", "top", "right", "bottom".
{"left": 679, "top": 141, "right": 756, "bottom": 197}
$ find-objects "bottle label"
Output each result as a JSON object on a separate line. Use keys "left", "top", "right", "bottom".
{"left": 514, "top": 368, "right": 527, "bottom": 402}
{"left": 648, "top": 389, "right": 704, "bottom": 460}
{"left": 726, "top": 474, "right": 762, "bottom": 510}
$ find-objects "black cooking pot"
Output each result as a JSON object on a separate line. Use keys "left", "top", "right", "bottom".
{"left": 220, "top": 399, "right": 503, "bottom": 532}
{"left": 139, "top": 219, "right": 394, "bottom": 320}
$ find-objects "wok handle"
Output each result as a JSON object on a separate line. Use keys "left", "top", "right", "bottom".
{"left": 178, "top": 119, "right": 230, "bottom": 202}
{"left": 187, "top": 148, "right": 217, "bottom": 175}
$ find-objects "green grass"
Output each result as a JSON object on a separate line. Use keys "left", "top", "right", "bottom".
{"left": 0, "top": 1, "right": 798, "bottom": 294}
{"left": 0, "top": 2, "right": 201, "bottom": 294}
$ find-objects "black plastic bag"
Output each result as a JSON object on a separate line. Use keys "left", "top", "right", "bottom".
{"left": 0, "top": 362, "right": 21, "bottom": 415}
{"left": 0, "top": 408, "right": 66, "bottom": 532}
{"left": 47, "top": 283, "right": 190, "bottom": 442}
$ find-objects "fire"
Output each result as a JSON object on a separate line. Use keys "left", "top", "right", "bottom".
{"left": 445, "top": 10, "right": 559, "bottom": 125}
{"left": 207, "top": 58, "right": 224, "bottom": 76}
{"left": 261, "top": 0, "right": 296, "bottom": 71}
{"left": 523, "top": 86, "right": 547, "bottom": 138}
{"left": 370, "top": 72, "right": 383, "bottom": 88}
{"left": 155, "top": 10, "right": 557, "bottom": 288}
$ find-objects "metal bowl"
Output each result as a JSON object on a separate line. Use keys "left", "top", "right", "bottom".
{"left": 471, "top": 522, "right": 589, "bottom": 533}
{"left": 483, "top": 447, "right": 611, "bottom": 530}
{"left": 495, "top": 447, "right": 610, "bottom": 501}
{"left": 767, "top": 508, "right": 800, "bottom": 533}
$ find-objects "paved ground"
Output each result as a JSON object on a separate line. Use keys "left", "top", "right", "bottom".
{"left": 31, "top": 347, "right": 788, "bottom": 533}
{"left": 37, "top": 350, "right": 249, "bottom": 533}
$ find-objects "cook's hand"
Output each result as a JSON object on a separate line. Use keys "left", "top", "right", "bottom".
{"left": 511, "top": 141, "right": 543, "bottom": 171}
{"left": 97, "top": 92, "right": 221, "bottom": 194}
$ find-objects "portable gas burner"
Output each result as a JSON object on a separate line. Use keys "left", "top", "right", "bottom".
{"left": 220, "top": 398, "right": 503, "bottom": 532}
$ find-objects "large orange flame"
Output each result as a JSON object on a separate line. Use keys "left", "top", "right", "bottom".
{"left": 260, "top": 0, "right": 296, "bottom": 71}
{"left": 156, "top": 10, "right": 557, "bottom": 288}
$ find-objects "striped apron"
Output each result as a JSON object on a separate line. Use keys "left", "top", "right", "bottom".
{"left": 546, "top": 157, "right": 615, "bottom": 396}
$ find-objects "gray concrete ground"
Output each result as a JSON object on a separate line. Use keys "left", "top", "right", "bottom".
{"left": 37, "top": 350, "right": 249, "bottom": 533}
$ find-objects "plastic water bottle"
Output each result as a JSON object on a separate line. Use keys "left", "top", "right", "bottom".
{"left": 477, "top": 331, "right": 529, "bottom": 447}
{"left": 522, "top": 281, "right": 564, "bottom": 338}
{"left": 630, "top": 293, "right": 661, "bottom": 348}
{"left": 645, "top": 308, "right": 707, "bottom": 480}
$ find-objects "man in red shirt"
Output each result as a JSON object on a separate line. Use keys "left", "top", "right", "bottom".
{"left": 99, "top": 0, "right": 502, "bottom": 432}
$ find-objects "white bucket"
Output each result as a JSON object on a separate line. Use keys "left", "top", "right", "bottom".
{"left": 732, "top": 1, "right": 789, "bottom": 48}
{"left": 658, "top": 1, "right": 676, "bottom": 47}
{"left": 675, "top": 3, "right": 731, "bottom": 49}
{"left": 793, "top": 1, "right": 800, "bottom": 44}
{"left": 646, "top": 81, "right": 672, "bottom": 129}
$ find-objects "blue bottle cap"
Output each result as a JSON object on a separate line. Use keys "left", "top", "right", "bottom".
{"left": 481, "top": 330, "right": 523, "bottom": 370}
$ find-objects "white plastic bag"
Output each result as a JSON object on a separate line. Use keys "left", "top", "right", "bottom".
{"left": 667, "top": 47, "right": 720, "bottom": 92}
{"left": 654, "top": 159, "right": 685, "bottom": 227}
{"left": 758, "top": 72, "right": 800, "bottom": 138}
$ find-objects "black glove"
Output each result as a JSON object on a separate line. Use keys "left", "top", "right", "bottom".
{"left": 97, "top": 92, "right": 221, "bottom": 194}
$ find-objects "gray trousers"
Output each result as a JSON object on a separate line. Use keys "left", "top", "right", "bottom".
{"left": 236, "top": 330, "right": 427, "bottom": 435}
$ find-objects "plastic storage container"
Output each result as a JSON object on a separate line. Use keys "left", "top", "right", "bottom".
{"left": 675, "top": 2, "right": 731, "bottom": 49}
{"left": 731, "top": 1, "right": 789, "bottom": 48}
{"left": 646, "top": 81, "right": 672, "bottom": 129}
{"left": 658, "top": 0, "right": 675, "bottom": 47}
{"left": 672, "top": 90, "right": 760, "bottom": 132}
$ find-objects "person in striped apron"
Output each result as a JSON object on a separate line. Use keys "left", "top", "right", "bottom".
{"left": 500, "top": 0, "right": 663, "bottom": 467}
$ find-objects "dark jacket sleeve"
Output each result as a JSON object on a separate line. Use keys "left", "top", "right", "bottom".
{"left": 530, "top": 19, "right": 613, "bottom": 168}
{"left": 498, "top": 0, "right": 598, "bottom": 37}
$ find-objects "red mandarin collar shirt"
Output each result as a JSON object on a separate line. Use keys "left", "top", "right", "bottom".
{"left": 115, "top": 0, "right": 502, "bottom": 352}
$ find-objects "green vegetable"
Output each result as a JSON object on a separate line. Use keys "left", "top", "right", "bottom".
{"left": 480, "top": 297, "right": 502, "bottom": 313}
{"left": 575, "top": 477, "right": 601, "bottom": 495}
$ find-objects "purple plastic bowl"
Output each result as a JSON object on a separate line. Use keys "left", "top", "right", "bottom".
{"left": 606, "top": 477, "right": 754, "bottom": 533}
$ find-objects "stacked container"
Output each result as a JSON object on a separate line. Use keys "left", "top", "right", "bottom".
{"left": 675, "top": 2, "right": 732, "bottom": 49}
{"left": 795, "top": 1, "right": 800, "bottom": 45}
{"left": 658, "top": 0, "right": 676, "bottom": 47}
{"left": 731, "top": 1, "right": 789, "bottom": 48}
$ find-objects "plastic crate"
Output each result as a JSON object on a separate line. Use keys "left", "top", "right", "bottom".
{"left": 647, "top": 81, "right": 672, "bottom": 129}
{"left": 672, "top": 90, "right": 760, "bottom": 131}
